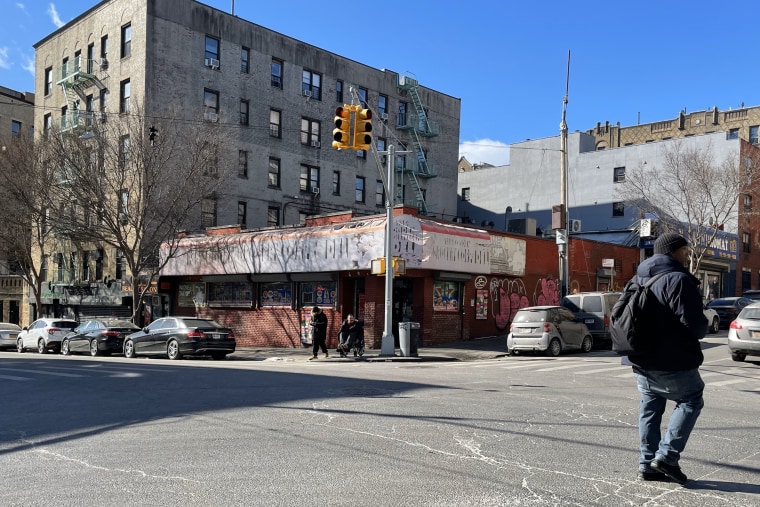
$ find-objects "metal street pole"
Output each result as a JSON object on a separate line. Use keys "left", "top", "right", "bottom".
{"left": 558, "top": 51, "right": 570, "bottom": 299}
{"left": 380, "top": 145, "right": 396, "bottom": 356}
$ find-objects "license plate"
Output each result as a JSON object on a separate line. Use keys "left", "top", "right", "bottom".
{"left": 212, "top": 333, "right": 221, "bottom": 340}
{"left": 750, "top": 330, "right": 760, "bottom": 339}
{"left": 585, "top": 319, "right": 594, "bottom": 324}
{"left": 9, "top": 334, "right": 17, "bottom": 339}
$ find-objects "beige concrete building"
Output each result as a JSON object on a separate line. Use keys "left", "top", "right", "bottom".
{"left": 0, "top": 86, "right": 35, "bottom": 325}
{"left": 587, "top": 105, "right": 760, "bottom": 150}
{"left": 32, "top": 0, "right": 461, "bottom": 321}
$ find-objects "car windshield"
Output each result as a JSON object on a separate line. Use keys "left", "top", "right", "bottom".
{"left": 739, "top": 307, "right": 760, "bottom": 320}
{"left": 0, "top": 323, "right": 21, "bottom": 330}
{"left": 53, "top": 321, "right": 77, "bottom": 329}
{"left": 513, "top": 310, "right": 548, "bottom": 323}
{"left": 709, "top": 299, "right": 737, "bottom": 306}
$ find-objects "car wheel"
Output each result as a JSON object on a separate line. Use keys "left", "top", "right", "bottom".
{"left": 17, "top": 338, "right": 24, "bottom": 353}
{"left": 731, "top": 351, "right": 746, "bottom": 362}
{"left": 89, "top": 340, "right": 100, "bottom": 357}
{"left": 123, "top": 340, "right": 136, "bottom": 359}
{"left": 37, "top": 339, "right": 46, "bottom": 354}
{"left": 709, "top": 317, "right": 719, "bottom": 334}
{"left": 546, "top": 338, "right": 561, "bottom": 357}
{"left": 581, "top": 335, "right": 593, "bottom": 353}
{"left": 167, "top": 339, "right": 182, "bottom": 360}
{"left": 210, "top": 352, "right": 227, "bottom": 360}
{"left": 61, "top": 339, "right": 71, "bottom": 356}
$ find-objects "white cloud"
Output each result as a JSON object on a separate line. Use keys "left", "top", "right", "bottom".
{"left": 459, "top": 139, "right": 510, "bottom": 166}
{"left": 0, "top": 47, "right": 10, "bottom": 69}
{"left": 22, "top": 56, "right": 34, "bottom": 76}
{"left": 47, "top": 3, "right": 64, "bottom": 28}
{"left": 16, "top": 2, "right": 26, "bottom": 11}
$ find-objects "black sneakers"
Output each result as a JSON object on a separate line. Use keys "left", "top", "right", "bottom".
{"left": 638, "top": 470, "right": 669, "bottom": 481}
{"left": 650, "top": 460, "right": 687, "bottom": 485}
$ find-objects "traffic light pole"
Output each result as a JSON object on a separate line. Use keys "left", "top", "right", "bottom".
{"left": 380, "top": 145, "right": 396, "bottom": 356}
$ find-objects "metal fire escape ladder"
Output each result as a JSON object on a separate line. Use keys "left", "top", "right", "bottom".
{"left": 57, "top": 57, "right": 107, "bottom": 134}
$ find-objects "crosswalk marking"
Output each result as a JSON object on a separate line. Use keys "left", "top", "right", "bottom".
{"left": 533, "top": 364, "right": 591, "bottom": 372}
{"left": 575, "top": 366, "right": 626, "bottom": 375}
{"left": 706, "top": 378, "right": 751, "bottom": 387}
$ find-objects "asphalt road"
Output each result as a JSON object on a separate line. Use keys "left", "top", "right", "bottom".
{"left": 1, "top": 335, "right": 758, "bottom": 506}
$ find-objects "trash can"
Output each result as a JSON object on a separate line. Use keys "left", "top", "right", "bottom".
{"left": 398, "top": 322, "right": 420, "bottom": 357}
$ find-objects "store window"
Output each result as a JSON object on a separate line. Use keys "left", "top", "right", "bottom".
{"left": 299, "top": 281, "right": 337, "bottom": 307}
{"left": 260, "top": 282, "right": 292, "bottom": 307}
{"left": 207, "top": 282, "right": 254, "bottom": 307}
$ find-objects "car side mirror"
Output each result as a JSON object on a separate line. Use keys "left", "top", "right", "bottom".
{"left": 143, "top": 327, "right": 149, "bottom": 333}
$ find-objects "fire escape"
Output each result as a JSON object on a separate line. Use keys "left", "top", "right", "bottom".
{"left": 396, "top": 75, "right": 438, "bottom": 215}
{"left": 56, "top": 56, "right": 108, "bottom": 135}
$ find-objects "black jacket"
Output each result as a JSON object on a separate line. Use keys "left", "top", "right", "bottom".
{"left": 627, "top": 253, "right": 707, "bottom": 371}
{"left": 310, "top": 312, "right": 328, "bottom": 341}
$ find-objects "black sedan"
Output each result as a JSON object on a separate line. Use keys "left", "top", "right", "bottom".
{"left": 706, "top": 297, "right": 755, "bottom": 329}
{"left": 123, "top": 317, "right": 236, "bottom": 360}
{"left": 61, "top": 319, "right": 141, "bottom": 356}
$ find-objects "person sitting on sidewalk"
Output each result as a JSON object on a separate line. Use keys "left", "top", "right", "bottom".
{"left": 337, "top": 314, "right": 364, "bottom": 357}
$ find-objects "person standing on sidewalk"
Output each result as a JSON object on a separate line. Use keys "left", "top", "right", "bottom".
{"left": 308, "top": 306, "right": 328, "bottom": 360}
{"left": 626, "top": 232, "right": 708, "bottom": 484}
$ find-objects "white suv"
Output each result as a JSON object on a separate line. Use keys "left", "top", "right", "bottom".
{"left": 17, "top": 318, "right": 78, "bottom": 354}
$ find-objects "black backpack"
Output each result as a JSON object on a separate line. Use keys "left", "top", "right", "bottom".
{"left": 610, "top": 272, "right": 670, "bottom": 355}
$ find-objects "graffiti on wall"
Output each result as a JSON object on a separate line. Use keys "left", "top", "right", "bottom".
{"left": 489, "top": 275, "right": 561, "bottom": 331}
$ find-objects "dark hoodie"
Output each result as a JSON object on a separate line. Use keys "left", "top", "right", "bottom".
{"left": 626, "top": 253, "right": 707, "bottom": 371}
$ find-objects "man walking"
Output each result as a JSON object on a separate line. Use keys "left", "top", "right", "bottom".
{"left": 626, "top": 232, "right": 707, "bottom": 484}
{"left": 308, "top": 306, "right": 328, "bottom": 360}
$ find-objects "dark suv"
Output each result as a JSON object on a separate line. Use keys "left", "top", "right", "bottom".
{"left": 561, "top": 291, "right": 622, "bottom": 347}
{"left": 742, "top": 289, "right": 760, "bottom": 302}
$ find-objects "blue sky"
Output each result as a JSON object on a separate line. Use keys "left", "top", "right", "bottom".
{"left": 1, "top": 0, "right": 758, "bottom": 166}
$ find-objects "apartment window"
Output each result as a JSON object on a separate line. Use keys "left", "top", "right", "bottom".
{"left": 118, "top": 189, "right": 129, "bottom": 224}
{"left": 355, "top": 176, "right": 366, "bottom": 203}
{"left": 240, "top": 99, "right": 249, "bottom": 125}
{"left": 69, "top": 252, "right": 77, "bottom": 281}
{"left": 100, "top": 89, "right": 108, "bottom": 113}
{"left": 56, "top": 253, "right": 64, "bottom": 282}
{"left": 82, "top": 252, "right": 90, "bottom": 281}
{"left": 61, "top": 105, "right": 68, "bottom": 129}
{"left": 120, "top": 135, "right": 130, "bottom": 169}
{"left": 461, "top": 187, "right": 471, "bottom": 201}
{"left": 119, "top": 79, "right": 130, "bottom": 113}
{"left": 300, "top": 118, "right": 321, "bottom": 146}
{"left": 43, "top": 114, "right": 52, "bottom": 137}
{"left": 115, "top": 250, "right": 126, "bottom": 280}
{"left": 377, "top": 137, "right": 387, "bottom": 164}
{"left": 241, "top": 46, "right": 250, "bottom": 73}
{"left": 238, "top": 150, "right": 248, "bottom": 178}
{"left": 237, "top": 201, "right": 247, "bottom": 227}
{"left": 41, "top": 255, "right": 48, "bottom": 282}
{"left": 204, "top": 89, "right": 219, "bottom": 119}
{"left": 375, "top": 180, "right": 385, "bottom": 207}
{"left": 302, "top": 70, "right": 321, "bottom": 100}
{"left": 744, "top": 194, "right": 752, "bottom": 212}
{"left": 205, "top": 35, "right": 219, "bottom": 61}
{"left": 87, "top": 43, "right": 95, "bottom": 73}
{"left": 11, "top": 121, "right": 20, "bottom": 138}
{"left": 727, "top": 128, "right": 740, "bottom": 140}
{"left": 378, "top": 95, "right": 388, "bottom": 116}
{"left": 336, "top": 80, "right": 343, "bottom": 102}
{"left": 332, "top": 171, "right": 340, "bottom": 195}
{"left": 201, "top": 197, "right": 217, "bottom": 228}
{"left": 100, "top": 35, "right": 108, "bottom": 60}
{"left": 268, "top": 158, "right": 281, "bottom": 187}
{"left": 750, "top": 125, "right": 759, "bottom": 144}
{"left": 269, "top": 109, "right": 281, "bottom": 138}
{"left": 121, "top": 23, "right": 132, "bottom": 58}
{"left": 398, "top": 102, "right": 407, "bottom": 127}
{"left": 267, "top": 206, "right": 280, "bottom": 227}
{"left": 396, "top": 153, "right": 406, "bottom": 171}
{"left": 613, "top": 166, "right": 626, "bottom": 183}
{"left": 612, "top": 201, "right": 625, "bottom": 217}
{"left": 357, "top": 87, "right": 368, "bottom": 108}
{"left": 300, "top": 165, "right": 320, "bottom": 192}
{"left": 743, "top": 232, "right": 752, "bottom": 253}
{"left": 271, "top": 58, "right": 283, "bottom": 88}
{"left": 44, "top": 67, "right": 53, "bottom": 95}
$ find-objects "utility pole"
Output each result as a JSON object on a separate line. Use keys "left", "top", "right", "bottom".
{"left": 380, "top": 145, "right": 396, "bottom": 356}
{"left": 557, "top": 51, "right": 571, "bottom": 299}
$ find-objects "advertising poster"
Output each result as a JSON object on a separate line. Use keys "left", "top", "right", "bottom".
{"left": 433, "top": 281, "right": 459, "bottom": 312}
{"left": 475, "top": 289, "right": 488, "bottom": 320}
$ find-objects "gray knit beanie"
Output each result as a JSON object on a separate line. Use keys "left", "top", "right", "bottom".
{"left": 654, "top": 233, "right": 688, "bottom": 255}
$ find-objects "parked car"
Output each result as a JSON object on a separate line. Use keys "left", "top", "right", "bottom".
{"left": 560, "top": 291, "right": 622, "bottom": 346}
{"left": 706, "top": 297, "right": 754, "bottom": 329}
{"left": 741, "top": 289, "right": 760, "bottom": 302}
{"left": 728, "top": 302, "right": 760, "bottom": 362}
{"left": 16, "top": 318, "right": 78, "bottom": 353}
{"left": 703, "top": 305, "right": 720, "bottom": 334}
{"left": 507, "top": 306, "right": 593, "bottom": 357}
{"left": 61, "top": 318, "right": 141, "bottom": 357}
{"left": 0, "top": 323, "right": 22, "bottom": 350}
{"left": 123, "top": 317, "right": 236, "bottom": 360}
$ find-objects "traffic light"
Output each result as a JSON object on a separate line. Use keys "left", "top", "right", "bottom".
{"left": 353, "top": 107, "right": 373, "bottom": 151}
{"left": 332, "top": 106, "right": 351, "bottom": 150}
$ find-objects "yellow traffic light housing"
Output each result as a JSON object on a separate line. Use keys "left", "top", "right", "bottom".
{"left": 353, "top": 107, "right": 372, "bottom": 151}
{"left": 332, "top": 106, "right": 352, "bottom": 150}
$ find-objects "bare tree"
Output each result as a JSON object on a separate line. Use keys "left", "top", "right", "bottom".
{"left": 40, "top": 106, "right": 233, "bottom": 322}
{"left": 0, "top": 132, "right": 62, "bottom": 316}
{"left": 617, "top": 140, "right": 760, "bottom": 273}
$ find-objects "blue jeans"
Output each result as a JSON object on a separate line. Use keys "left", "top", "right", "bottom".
{"left": 634, "top": 368, "right": 704, "bottom": 470}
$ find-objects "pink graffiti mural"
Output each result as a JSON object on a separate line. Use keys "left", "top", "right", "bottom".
{"left": 488, "top": 275, "right": 561, "bottom": 331}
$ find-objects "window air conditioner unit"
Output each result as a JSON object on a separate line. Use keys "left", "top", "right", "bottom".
{"left": 311, "top": 186, "right": 320, "bottom": 195}
{"left": 379, "top": 113, "right": 389, "bottom": 121}
{"left": 310, "top": 140, "right": 321, "bottom": 148}
{"left": 204, "top": 111, "right": 219, "bottom": 122}
{"left": 205, "top": 58, "right": 220, "bottom": 69}
{"left": 97, "top": 58, "right": 108, "bottom": 68}
{"left": 302, "top": 90, "right": 312, "bottom": 97}
{"left": 570, "top": 219, "right": 582, "bottom": 233}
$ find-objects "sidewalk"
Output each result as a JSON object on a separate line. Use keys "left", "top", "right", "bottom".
{"left": 229, "top": 335, "right": 507, "bottom": 362}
